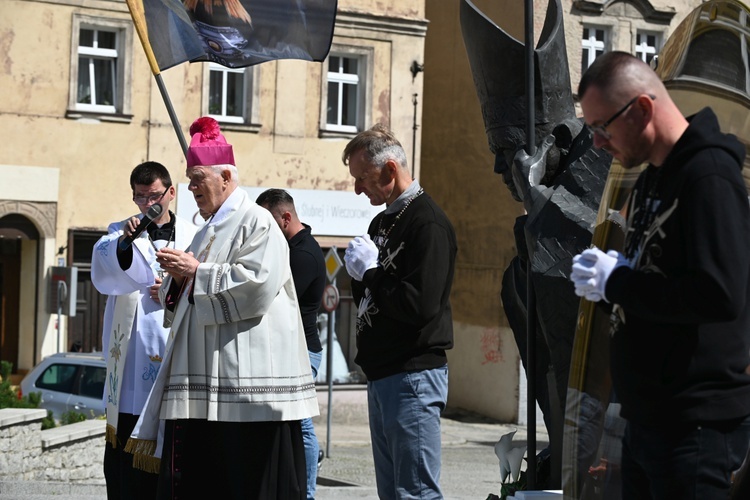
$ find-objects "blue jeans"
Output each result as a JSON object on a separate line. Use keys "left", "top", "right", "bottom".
{"left": 367, "top": 365, "right": 448, "bottom": 500}
{"left": 621, "top": 415, "right": 750, "bottom": 499}
{"left": 302, "top": 350, "right": 322, "bottom": 500}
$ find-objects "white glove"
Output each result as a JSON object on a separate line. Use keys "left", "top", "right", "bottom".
{"left": 570, "top": 248, "right": 629, "bottom": 302}
{"left": 344, "top": 234, "right": 379, "bottom": 281}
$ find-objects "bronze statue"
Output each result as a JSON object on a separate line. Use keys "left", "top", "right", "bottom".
{"left": 460, "top": 0, "right": 612, "bottom": 488}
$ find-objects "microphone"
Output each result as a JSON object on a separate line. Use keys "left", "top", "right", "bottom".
{"left": 118, "top": 203, "right": 163, "bottom": 251}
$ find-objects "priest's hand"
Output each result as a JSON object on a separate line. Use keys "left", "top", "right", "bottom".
{"left": 345, "top": 235, "right": 379, "bottom": 281}
{"left": 156, "top": 248, "right": 199, "bottom": 281}
{"left": 149, "top": 277, "right": 162, "bottom": 303}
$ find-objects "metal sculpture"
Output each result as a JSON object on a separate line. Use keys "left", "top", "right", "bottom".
{"left": 460, "top": 0, "right": 612, "bottom": 488}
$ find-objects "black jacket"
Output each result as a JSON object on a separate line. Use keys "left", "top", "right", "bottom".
{"left": 606, "top": 107, "right": 750, "bottom": 424}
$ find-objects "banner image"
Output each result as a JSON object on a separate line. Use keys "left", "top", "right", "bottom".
{"left": 127, "top": 0, "right": 338, "bottom": 71}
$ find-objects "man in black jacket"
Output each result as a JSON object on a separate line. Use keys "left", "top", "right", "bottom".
{"left": 256, "top": 188, "right": 326, "bottom": 500}
{"left": 571, "top": 51, "right": 750, "bottom": 498}
{"left": 342, "top": 124, "right": 457, "bottom": 500}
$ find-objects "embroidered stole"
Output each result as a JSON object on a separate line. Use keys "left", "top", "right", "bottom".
{"left": 125, "top": 226, "right": 216, "bottom": 473}
{"left": 105, "top": 291, "right": 139, "bottom": 447}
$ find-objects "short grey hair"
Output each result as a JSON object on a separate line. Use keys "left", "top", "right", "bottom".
{"left": 342, "top": 123, "right": 408, "bottom": 170}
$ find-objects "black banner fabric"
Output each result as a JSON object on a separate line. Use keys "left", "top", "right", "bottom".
{"left": 133, "top": 0, "right": 338, "bottom": 71}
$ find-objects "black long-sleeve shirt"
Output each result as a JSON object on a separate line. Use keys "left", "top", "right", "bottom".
{"left": 352, "top": 192, "right": 457, "bottom": 380}
{"left": 288, "top": 224, "right": 326, "bottom": 353}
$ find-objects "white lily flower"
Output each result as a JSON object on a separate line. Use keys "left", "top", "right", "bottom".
{"left": 507, "top": 445, "right": 527, "bottom": 483}
{"left": 493, "top": 429, "right": 517, "bottom": 483}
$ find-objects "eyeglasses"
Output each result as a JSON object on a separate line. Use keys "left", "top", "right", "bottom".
{"left": 133, "top": 187, "right": 169, "bottom": 206}
{"left": 588, "top": 94, "right": 656, "bottom": 140}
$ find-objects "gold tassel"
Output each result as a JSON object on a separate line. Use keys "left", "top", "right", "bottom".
{"left": 133, "top": 453, "right": 161, "bottom": 474}
{"left": 124, "top": 437, "right": 161, "bottom": 473}
{"left": 105, "top": 424, "right": 118, "bottom": 448}
{"left": 124, "top": 437, "right": 157, "bottom": 456}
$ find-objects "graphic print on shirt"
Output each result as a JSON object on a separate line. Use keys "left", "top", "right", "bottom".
{"left": 614, "top": 197, "right": 679, "bottom": 332}
{"left": 356, "top": 288, "right": 379, "bottom": 336}
{"left": 381, "top": 242, "right": 405, "bottom": 272}
{"left": 628, "top": 198, "right": 678, "bottom": 276}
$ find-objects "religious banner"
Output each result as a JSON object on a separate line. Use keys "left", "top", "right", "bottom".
{"left": 126, "top": 0, "right": 338, "bottom": 72}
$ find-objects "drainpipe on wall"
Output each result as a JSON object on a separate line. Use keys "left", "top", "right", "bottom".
{"left": 33, "top": 241, "right": 41, "bottom": 367}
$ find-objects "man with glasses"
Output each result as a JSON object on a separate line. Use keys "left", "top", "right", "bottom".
{"left": 92, "top": 161, "right": 195, "bottom": 499}
{"left": 571, "top": 51, "right": 750, "bottom": 498}
{"left": 587, "top": 94, "right": 655, "bottom": 142}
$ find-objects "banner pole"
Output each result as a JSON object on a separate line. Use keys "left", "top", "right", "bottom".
{"left": 524, "top": 0, "right": 537, "bottom": 490}
{"left": 154, "top": 74, "right": 189, "bottom": 156}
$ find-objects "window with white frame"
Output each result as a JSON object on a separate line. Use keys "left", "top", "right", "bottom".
{"left": 207, "top": 63, "right": 259, "bottom": 125}
{"left": 582, "top": 26, "right": 608, "bottom": 75}
{"left": 635, "top": 31, "right": 662, "bottom": 65}
{"left": 325, "top": 53, "right": 365, "bottom": 133}
{"left": 68, "top": 15, "right": 132, "bottom": 117}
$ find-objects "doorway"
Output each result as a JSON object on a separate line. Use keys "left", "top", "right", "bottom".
{"left": 0, "top": 213, "right": 40, "bottom": 373}
{"left": 0, "top": 239, "right": 21, "bottom": 372}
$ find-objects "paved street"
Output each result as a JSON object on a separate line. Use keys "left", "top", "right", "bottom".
{"left": 0, "top": 387, "right": 548, "bottom": 499}
{"left": 314, "top": 387, "right": 549, "bottom": 499}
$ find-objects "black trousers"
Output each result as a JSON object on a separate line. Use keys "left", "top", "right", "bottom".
{"left": 622, "top": 415, "right": 750, "bottom": 499}
{"left": 104, "top": 412, "right": 159, "bottom": 500}
{"left": 157, "top": 419, "right": 306, "bottom": 500}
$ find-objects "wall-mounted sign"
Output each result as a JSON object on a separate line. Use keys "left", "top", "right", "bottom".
{"left": 176, "top": 184, "right": 381, "bottom": 237}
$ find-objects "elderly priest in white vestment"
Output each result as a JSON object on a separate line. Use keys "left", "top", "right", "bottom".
{"left": 126, "top": 117, "right": 319, "bottom": 500}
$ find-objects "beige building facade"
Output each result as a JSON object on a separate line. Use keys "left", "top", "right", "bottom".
{"left": 1, "top": 0, "right": 704, "bottom": 423}
{"left": 0, "top": 0, "right": 427, "bottom": 378}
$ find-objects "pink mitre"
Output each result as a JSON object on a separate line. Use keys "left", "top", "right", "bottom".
{"left": 186, "top": 117, "right": 235, "bottom": 168}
